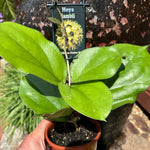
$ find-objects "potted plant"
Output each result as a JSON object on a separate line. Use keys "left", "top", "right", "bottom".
{"left": 0, "top": 21, "right": 150, "bottom": 149}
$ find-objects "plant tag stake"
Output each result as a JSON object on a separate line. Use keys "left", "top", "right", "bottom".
{"left": 47, "top": 0, "right": 90, "bottom": 59}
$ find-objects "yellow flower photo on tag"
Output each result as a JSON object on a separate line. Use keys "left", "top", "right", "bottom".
{"left": 56, "top": 20, "right": 83, "bottom": 51}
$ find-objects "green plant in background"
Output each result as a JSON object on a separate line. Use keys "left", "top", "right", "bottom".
{"left": 0, "top": 0, "right": 16, "bottom": 20}
{"left": 0, "top": 64, "right": 42, "bottom": 138}
{"left": 0, "top": 22, "right": 150, "bottom": 124}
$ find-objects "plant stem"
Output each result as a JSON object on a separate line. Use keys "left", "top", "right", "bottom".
{"left": 56, "top": 7, "right": 71, "bottom": 86}
{"left": 72, "top": 119, "right": 80, "bottom": 132}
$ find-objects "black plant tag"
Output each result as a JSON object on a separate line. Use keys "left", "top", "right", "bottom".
{"left": 47, "top": 2, "right": 90, "bottom": 58}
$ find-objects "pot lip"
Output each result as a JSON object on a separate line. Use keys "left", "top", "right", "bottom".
{"left": 45, "top": 119, "right": 101, "bottom": 149}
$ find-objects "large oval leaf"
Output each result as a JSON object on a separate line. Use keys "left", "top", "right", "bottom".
{"left": 58, "top": 82, "right": 112, "bottom": 121}
{"left": 19, "top": 74, "right": 72, "bottom": 119}
{"left": 111, "top": 56, "right": 150, "bottom": 109}
{"left": 70, "top": 47, "right": 121, "bottom": 83}
{"left": 111, "top": 44, "right": 149, "bottom": 65}
{"left": 0, "top": 22, "right": 67, "bottom": 85}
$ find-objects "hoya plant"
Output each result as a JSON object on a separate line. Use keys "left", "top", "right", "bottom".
{"left": 0, "top": 22, "right": 150, "bottom": 122}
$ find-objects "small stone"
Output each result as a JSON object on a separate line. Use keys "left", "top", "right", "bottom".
{"left": 148, "top": 135, "right": 150, "bottom": 142}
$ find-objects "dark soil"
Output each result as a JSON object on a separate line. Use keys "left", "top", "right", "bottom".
{"left": 48, "top": 117, "right": 98, "bottom": 147}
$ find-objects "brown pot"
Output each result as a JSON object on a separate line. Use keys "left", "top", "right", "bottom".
{"left": 45, "top": 120, "right": 101, "bottom": 150}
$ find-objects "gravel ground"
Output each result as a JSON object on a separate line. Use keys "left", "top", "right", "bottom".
{"left": 109, "top": 104, "right": 150, "bottom": 150}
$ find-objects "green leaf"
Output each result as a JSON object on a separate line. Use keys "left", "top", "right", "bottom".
{"left": 111, "top": 44, "right": 149, "bottom": 65}
{"left": 70, "top": 47, "right": 121, "bottom": 83}
{"left": 43, "top": 108, "right": 73, "bottom": 122}
{"left": 109, "top": 44, "right": 150, "bottom": 109}
{"left": 58, "top": 82, "right": 112, "bottom": 121}
{"left": 111, "top": 56, "right": 150, "bottom": 109}
{"left": 19, "top": 74, "right": 72, "bottom": 119}
{"left": 48, "top": 17, "right": 61, "bottom": 25}
{"left": 0, "top": 22, "right": 67, "bottom": 85}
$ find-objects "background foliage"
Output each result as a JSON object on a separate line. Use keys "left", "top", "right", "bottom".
{"left": 0, "top": 0, "right": 16, "bottom": 20}
{"left": 0, "top": 64, "right": 42, "bottom": 138}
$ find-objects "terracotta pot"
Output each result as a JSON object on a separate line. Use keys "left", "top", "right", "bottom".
{"left": 45, "top": 120, "right": 101, "bottom": 150}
